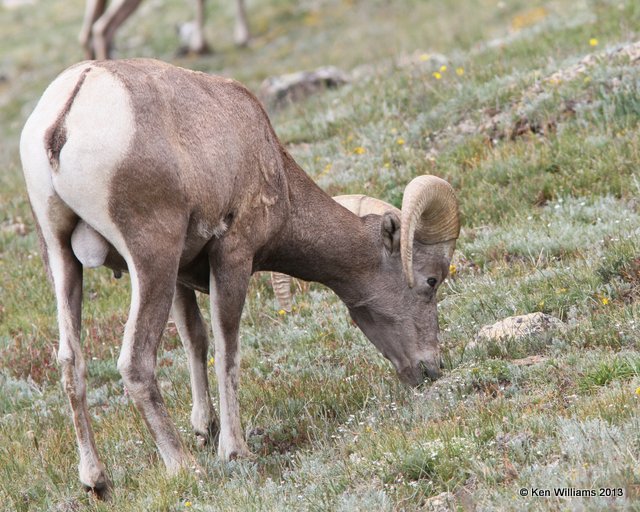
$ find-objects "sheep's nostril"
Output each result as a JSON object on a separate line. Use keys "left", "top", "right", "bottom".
{"left": 439, "top": 358, "right": 445, "bottom": 369}
{"left": 427, "top": 277, "right": 437, "bottom": 288}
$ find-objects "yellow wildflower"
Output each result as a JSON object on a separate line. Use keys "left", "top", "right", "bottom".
{"left": 433, "top": 71, "right": 442, "bottom": 80}
{"left": 456, "top": 67, "right": 464, "bottom": 76}
{"left": 440, "top": 65, "right": 447, "bottom": 72}
{"left": 589, "top": 38, "right": 598, "bottom": 47}
{"left": 353, "top": 146, "right": 366, "bottom": 155}
{"left": 320, "top": 163, "right": 332, "bottom": 176}
{"left": 303, "top": 12, "right": 319, "bottom": 26}
{"left": 449, "top": 263, "right": 457, "bottom": 276}
{"left": 396, "top": 137, "right": 405, "bottom": 145}
{"left": 635, "top": 387, "right": 640, "bottom": 396}
{"left": 384, "top": 162, "right": 390, "bottom": 169}
{"left": 278, "top": 309, "right": 287, "bottom": 316}
{"left": 601, "top": 296, "right": 609, "bottom": 305}
{"left": 185, "top": 502, "right": 192, "bottom": 508}
{"left": 419, "top": 53, "right": 430, "bottom": 62}
{"left": 207, "top": 357, "right": 215, "bottom": 367}
{"left": 511, "top": 7, "right": 547, "bottom": 30}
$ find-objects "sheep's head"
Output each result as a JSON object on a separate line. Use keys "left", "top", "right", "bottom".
{"left": 272, "top": 176, "right": 459, "bottom": 387}
{"left": 344, "top": 176, "right": 459, "bottom": 387}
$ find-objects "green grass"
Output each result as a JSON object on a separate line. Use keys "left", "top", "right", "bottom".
{"left": 1, "top": 0, "right": 640, "bottom": 510}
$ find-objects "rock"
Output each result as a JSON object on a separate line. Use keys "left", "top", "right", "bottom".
{"left": 424, "top": 491, "right": 455, "bottom": 512}
{"left": 511, "top": 354, "right": 548, "bottom": 366}
{"left": 258, "top": 66, "right": 349, "bottom": 109}
{"left": 476, "top": 312, "right": 564, "bottom": 342}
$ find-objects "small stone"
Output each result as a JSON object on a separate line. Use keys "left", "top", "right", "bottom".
{"left": 258, "top": 66, "right": 349, "bottom": 109}
{"left": 475, "top": 312, "right": 565, "bottom": 342}
{"left": 424, "top": 491, "right": 455, "bottom": 512}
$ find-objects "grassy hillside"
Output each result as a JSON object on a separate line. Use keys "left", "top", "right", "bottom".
{"left": 1, "top": 0, "right": 639, "bottom": 510}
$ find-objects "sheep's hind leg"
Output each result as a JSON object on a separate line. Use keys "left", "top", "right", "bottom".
{"left": 117, "top": 247, "right": 193, "bottom": 473}
{"left": 37, "top": 201, "right": 110, "bottom": 497}
{"left": 172, "top": 283, "right": 219, "bottom": 447}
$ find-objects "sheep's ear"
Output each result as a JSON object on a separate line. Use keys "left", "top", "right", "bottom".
{"left": 381, "top": 211, "right": 401, "bottom": 254}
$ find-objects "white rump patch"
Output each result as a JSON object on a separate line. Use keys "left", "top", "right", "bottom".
{"left": 52, "top": 65, "right": 135, "bottom": 257}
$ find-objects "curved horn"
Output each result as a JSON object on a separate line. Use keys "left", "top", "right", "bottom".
{"left": 333, "top": 194, "right": 401, "bottom": 217}
{"left": 272, "top": 272, "right": 293, "bottom": 312}
{"left": 400, "top": 175, "right": 460, "bottom": 288}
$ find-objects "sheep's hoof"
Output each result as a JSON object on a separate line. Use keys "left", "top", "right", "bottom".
{"left": 195, "top": 419, "right": 220, "bottom": 449}
{"left": 83, "top": 477, "right": 111, "bottom": 501}
{"left": 227, "top": 449, "right": 256, "bottom": 462}
{"left": 220, "top": 441, "right": 256, "bottom": 462}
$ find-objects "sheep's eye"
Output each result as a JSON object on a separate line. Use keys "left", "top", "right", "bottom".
{"left": 427, "top": 277, "right": 438, "bottom": 288}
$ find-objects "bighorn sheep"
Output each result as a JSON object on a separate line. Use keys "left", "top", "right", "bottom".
{"left": 20, "top": 59, "right": 459, "bottom": 496}
{"left": 80, "top": 0, "right": 249, "bottom": 60}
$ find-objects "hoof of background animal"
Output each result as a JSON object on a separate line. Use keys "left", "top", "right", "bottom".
{"left": 234, "top": 36, "right": 250, "bottom": 48}
{"left": 176, "top": 42, "right": 211, "bottom": 57}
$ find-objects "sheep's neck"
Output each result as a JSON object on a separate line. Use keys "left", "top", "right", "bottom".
{"left": 259, "top": 153, "right": 378, "bottom": 296}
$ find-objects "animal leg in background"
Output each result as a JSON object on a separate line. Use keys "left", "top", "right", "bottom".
{"left": 79, "top": 0, "right": 107, "bottom": 59}
{"left": 89, "top": 0, "right": 143, "bottom": 60}
{"left": 234, "top": 0, "right": 250, "bottom": 46}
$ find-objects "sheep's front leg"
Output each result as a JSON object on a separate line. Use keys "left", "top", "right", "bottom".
{"left": 209, "top": 255, "right": 252, "bottom": 460}
{"left": 172, "top": 283, "right": 219, "bottom": 446}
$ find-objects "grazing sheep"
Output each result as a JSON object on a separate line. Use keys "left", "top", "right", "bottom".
{"left": 20, "top": 59, "right": 459, "bottom": 496}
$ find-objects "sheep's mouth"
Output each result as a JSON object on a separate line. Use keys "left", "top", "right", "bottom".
{"left": 397, "top": 361, "right": 442, "bottom": 387}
